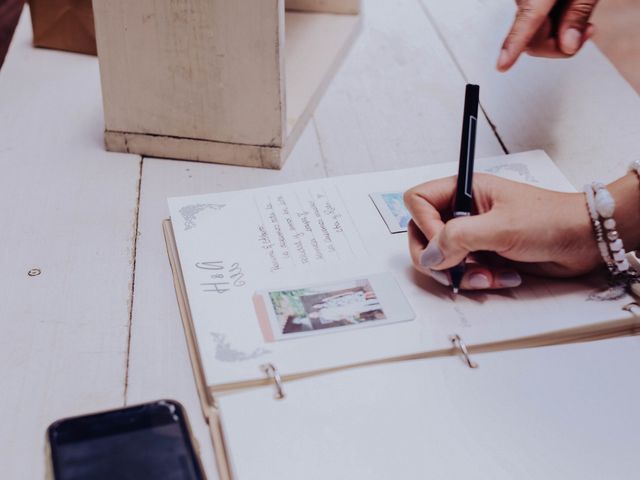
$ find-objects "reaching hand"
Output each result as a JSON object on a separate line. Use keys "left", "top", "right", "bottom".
{"left": 404, "top": 174, "right": 602, "bottom": 290}
{"left": 497, "top": 0, "right": 599, "bottom": 72}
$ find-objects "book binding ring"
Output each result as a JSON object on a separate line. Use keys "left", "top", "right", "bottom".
{"left": 261, "top": 363, "right": 286, "bottom": 400}
{"left": 450, "top": 334, "right": 478, "bottom": 369}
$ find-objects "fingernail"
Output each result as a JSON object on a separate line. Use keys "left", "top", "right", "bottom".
{"left": 430, "top": 269, "right": 450, "bottom": 286}
{"left": 468, "top": 273, "right": 491, "bottom": 289}
{"left": 562, "top": 28, "right": 582, "bottom": 54}
{"left": 497, "top": 49, "right": 509, "bottom": 70}
{"left": 420, "top": 241, "right": 444, "bottom": 267}
{"left": 497, "top": 271, "right": 522, "bottom": 288}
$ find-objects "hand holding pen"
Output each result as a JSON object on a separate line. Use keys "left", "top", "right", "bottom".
{"left": 404, "top": 85, "right": 525, "bottom": 293}
{"left": 403, "top": 168, "right": 627, "bottom": 291}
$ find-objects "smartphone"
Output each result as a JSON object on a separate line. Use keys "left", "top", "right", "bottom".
{"left": 46, "top": 400, "right": 206, "bottom": 480}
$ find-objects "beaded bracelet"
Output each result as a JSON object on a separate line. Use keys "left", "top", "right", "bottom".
{"left": 583, "top": 184, "right": 615, "bottom": 273}
{"left": 591, "top": 182, "right": 630, "bottom": 274}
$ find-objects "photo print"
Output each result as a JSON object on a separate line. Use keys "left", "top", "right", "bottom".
{"left": 254, "top": 273, "right": 415, "bottom": 341}
{"left": 370, "top": 192, "right": 411, "bottom": 233}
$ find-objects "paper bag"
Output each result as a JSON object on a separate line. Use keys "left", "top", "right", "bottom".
{"left": 29, "top": 0, "right": 96, "bottom": 55}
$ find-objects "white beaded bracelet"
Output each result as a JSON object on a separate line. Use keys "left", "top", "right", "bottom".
{"left": 591, "top": 182, "right": 630, "bottom": 274}
{"left": 583, "top": 184, "right": 615, "bottom": 272}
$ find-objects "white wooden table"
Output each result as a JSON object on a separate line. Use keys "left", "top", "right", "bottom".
{"left": 1, "top": 1, "right": 638, "bottom": 478}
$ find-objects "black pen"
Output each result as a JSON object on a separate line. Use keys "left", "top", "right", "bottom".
{"left": 449, "top": 84, "right": 479, "bottom": 295}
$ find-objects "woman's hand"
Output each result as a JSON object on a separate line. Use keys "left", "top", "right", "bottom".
{"left": 404, "top": 174, "right": 602, "bottom": 291}
{"left": 497, "top": 0, "right": 599, "bottom": 72}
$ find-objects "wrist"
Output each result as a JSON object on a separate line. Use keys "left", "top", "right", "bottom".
{"left": 557, "top": 191, "right": 602, "bottom": 273}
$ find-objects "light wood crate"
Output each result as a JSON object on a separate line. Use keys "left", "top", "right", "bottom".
{"left": 92, "top": 0, "right": 361, "bottom": 169}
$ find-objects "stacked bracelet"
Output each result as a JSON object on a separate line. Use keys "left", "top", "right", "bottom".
{"left": 583, "top": 184, "right": 615, "bottom": 273}
{"left": 584, "top": 165, "right": 640, "bottom": 298}
{"left": 591, "top": 182, "right": 630, "bottom": 273}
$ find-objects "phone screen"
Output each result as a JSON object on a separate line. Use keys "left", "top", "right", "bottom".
{"left": 48, "top": 400, "right": 205, "bottom": 480}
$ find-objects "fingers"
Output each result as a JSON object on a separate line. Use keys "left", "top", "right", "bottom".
{"left": 407, "top": 194, "right": 522, "bottom": 291}
{"left": 419, "top": 212, "right": 511, "bottom": 270}
{"left": 497, "top": 0, "right": 556, "bottom": 72}
{"left": 404, "top": 176, "right": 456, "bottom": 241}
{"left": 497, "top": 0, "right": 598, "bottom": 71}
{"left": 558, "top": 0, "right": 599, "bottom": 55}
{"left": 430, "top": 265, "right": 522, "bottom": 290}
{"left": 408, "top": 219, "right": 431, "bottom": 267}
{"left": 525, "top": 17, "right": 570, "bottom": 58}
{"left": 406, "top": 178, "right": 511, "bottom": 270}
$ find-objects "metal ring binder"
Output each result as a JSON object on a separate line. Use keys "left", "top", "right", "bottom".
{"left": 261, "top": 363, "right": 285, "bottom": 400}
{"left": 450, "top": 334, "right": 478, "bottom": 369}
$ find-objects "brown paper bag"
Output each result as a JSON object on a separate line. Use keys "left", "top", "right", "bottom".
{"left": 29, "top": 0, "right": 96, "bottom": 55}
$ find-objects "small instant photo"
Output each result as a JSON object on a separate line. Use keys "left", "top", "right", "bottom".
{"left": 254, "top": 273, "right": 415, "bottom": 342}
{"left": 370, "top": 192, "right": 411, "bottom": 233}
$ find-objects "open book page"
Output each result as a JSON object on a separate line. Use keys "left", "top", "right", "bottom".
{"left": 167, "top": 150, "right": 631, "bottom": 389}
{"left": 216, "top": 336, "right": 640, "bottom": 480}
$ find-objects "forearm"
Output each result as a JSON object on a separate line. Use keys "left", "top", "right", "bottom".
{"left": 609, "top": 171, "right": 640, "bottom": 251}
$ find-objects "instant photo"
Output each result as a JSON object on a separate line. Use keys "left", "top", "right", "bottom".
{"left": 370, "top": 192, "right": 411, "bottom": 233}
{"left": 254, "top": 273, "right": 415, "bottom": 342}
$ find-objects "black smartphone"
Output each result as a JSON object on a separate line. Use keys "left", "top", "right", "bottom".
{"left": 47, "top": 400, "right": 206, "bottom": 480}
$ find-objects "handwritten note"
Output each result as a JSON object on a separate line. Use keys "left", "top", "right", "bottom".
{"left": 195, "top": 261, "right": 246, "bottom": 294}
{"left": 253, "top": 187, "right": 364, "bottom": 273}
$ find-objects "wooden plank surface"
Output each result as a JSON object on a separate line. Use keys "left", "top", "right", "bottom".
{"left": 312, "top": 0, "right": 504, "bottom": 176}
{"left": 3, "top": 0, "right": 640, "bottom": 479}
{"left": 284, "top": 11, "right": 361, "bottom": 146}
{"left": 421, "top": 0, "right": 640, "bottom": 187}
{"left": 0, "top": 8, "right": 141, "bottom": 479}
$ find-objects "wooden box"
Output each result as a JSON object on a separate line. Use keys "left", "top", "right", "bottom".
{"left": 92, "top": 0, "right": 361, "bottom": 169}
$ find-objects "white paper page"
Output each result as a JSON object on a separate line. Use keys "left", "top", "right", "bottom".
{"left": 168, "top": 151, "right": 631, "bottom": 388}
{"left": 217, "top": 336, "right": 640, "bottom": 480}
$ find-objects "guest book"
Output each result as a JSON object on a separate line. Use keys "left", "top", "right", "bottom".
{"left": 163, "top": 150, "right": 639, "bottom": 479}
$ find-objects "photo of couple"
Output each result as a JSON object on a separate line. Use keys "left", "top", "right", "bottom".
{"left": 273, "top": 280, "right": 386, "bottom": 334}
{"left": 254, "top": 274, "right": 414, "bottom": 342}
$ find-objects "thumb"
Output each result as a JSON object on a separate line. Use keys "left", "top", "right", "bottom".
{"left": 419, "top": 212, "right": 509, "bottom": 270}
{"left": 558, "top": 0, "right": 598, "bottom": 55}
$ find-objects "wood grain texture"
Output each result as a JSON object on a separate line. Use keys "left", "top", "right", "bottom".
{"left": 93, "top": 1, "right": 361, "bottom": 169}
{"left": 0, "top": 7, "right": 141, "bottom": 479}
{"left": 312, "top": 0, "right": 504, "bottom": 177}
{"left": 93, "top": 0, "right": 285, "bottom": 147}
{"left": 283, "top": 11, "right": 361, "bottom": 149}
{"left": 105, "top": 130, "right": 284, "bottom": 169}
{"left": 285, "top": 0, "right": 360, "bottom": 14}
{"left": 421, "top": 0, "right": 640, "bottom": 187}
